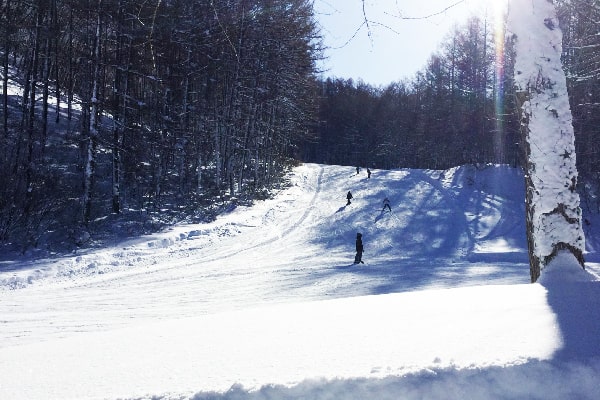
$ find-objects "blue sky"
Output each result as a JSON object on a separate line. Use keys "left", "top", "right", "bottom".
{"left": 314, "top": 0, "right": 496, "bottom": 86}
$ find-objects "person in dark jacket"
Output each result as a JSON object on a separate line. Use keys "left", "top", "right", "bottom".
{"left": 346, "top": 191, "right": 353, "bottom": 205}
{"left": 354, "top": 232, "right": 364, "bottom": 264}
{"left": 383, "top": 197, "right": 391, "bottom": 212}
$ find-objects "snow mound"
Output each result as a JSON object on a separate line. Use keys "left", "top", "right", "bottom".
{"left": 539, "top": 251, "right": 597, "bottom": 285}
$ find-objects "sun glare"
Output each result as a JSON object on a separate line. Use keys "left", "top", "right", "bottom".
{"left": 491, "top": 0, "right": 509, "bottom": 162}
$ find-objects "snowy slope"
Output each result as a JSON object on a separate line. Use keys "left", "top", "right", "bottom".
{"left": 1, "top": 163, "right": 599, "bottom": 400}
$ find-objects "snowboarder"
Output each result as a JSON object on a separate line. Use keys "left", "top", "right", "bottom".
{"left": 383, "top": 197, "right": 391, "bottom": 212}
{"left": 354, "top": 233, "right": 364, "bottom": 264}
{"left": 367, "top": 168, "right": 371, "bottom": 179}
{"left": 346, "top": 191, "right": 353, "bottom": 205}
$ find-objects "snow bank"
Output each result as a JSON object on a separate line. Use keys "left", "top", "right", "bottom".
{"left": 538, "top": 251, "right": 597, "bottom": 285}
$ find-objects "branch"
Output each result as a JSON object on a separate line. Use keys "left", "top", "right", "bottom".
{"left": 354, "top": 0, "right": 466, "bottom": 47}
{"left": 387, "top": 0, "right": 466, "bottom": 20}
{"left": 210, "top": 0, "right": 239, "bottom": 63}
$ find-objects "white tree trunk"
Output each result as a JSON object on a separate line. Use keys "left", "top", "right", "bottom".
{"left": 508, "top": 0, "right": 585, "bottom": 282}
{"left": 82, "top": 0, "right": 102, "bottom": 225}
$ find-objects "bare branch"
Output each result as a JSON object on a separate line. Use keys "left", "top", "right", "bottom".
{"left": 354, "top": 0, "right": 467, "bottom": 47}
{"left": 388, "top": 0, "right": 466, "bottom": 20}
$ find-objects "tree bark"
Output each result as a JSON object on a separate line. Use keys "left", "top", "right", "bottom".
{"left": 508, "top": 0, "right": 585, "bottom": 282}
{"left": 82, "top": 0, "right": 102, "bottom": 225}
{"left": 2, "top": 0, "right": 10, "bottom": 137}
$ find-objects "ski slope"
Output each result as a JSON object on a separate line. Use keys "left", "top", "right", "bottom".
{"left": 1, "top": 163, "right": 599, "bottom": 400}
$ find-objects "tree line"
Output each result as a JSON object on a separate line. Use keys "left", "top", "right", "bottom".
{"left": 0, "top": 0, "right": 320, "bottom": 250}
{"left": 305, "top": 14, "right": 521, "bottom": 171}
{"left": 306, "top": 0, "right": 600, "bottom": 190}
{"left": 560, "top": 0, "right": 600, "bottom": 212}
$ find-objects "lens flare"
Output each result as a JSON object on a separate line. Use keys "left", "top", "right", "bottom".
{"left": 492, "top": 0, "right": 508, "bottom": 163}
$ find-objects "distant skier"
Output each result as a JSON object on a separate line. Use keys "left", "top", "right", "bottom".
{"left": 382, "top": 197, "right": 391, "bottom": 212}
{"left": 346, "top": 191, "right": 353, "bottom": 205}
{"left": 354, "top": 233, "right": 364, "bottom": 264}
{"left": 356, "top": 166, "right": 360, "bottom": 175}
{"left": 367, "top": 168, "right": 371, "bottom": 179}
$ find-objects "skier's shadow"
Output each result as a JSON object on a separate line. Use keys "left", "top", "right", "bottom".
{"left": 336, "top": 205, "right": 349, "bottom": 213}
{"left": 374, "top": 209, "right": 388, "bottom": 223}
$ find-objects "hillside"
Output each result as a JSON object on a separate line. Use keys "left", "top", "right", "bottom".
{"left": 1, "top": 163, "right": 599, "bottom": 400}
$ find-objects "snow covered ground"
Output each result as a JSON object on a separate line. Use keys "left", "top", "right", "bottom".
{"left": 1, "top": 163, "right": 600, "bottom": 400}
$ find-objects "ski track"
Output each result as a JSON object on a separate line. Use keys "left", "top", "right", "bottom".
{"left": 0, "top": 164, "right": 535, "bottom": 349}
{"left": 0, "top": 164, "right": 331, "bottom": 347}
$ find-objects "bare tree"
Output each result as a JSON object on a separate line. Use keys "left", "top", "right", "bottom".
{"left": 82, "top": 0, "right": 102, "bottom": 225}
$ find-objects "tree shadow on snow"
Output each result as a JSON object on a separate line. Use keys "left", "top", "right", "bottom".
{"left": 294, "top": 257, "right": 531, "bottom": 299}
{"left": 541, "top": 277, "right": 600, "bottom": 364}
{"left": 303, "top": 167, "right": 531, "bottom": 296}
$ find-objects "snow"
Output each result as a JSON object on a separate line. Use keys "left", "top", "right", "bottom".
{"left": 1, "top": 163, "right": 600, "bottom": 400}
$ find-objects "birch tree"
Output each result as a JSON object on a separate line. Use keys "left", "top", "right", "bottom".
{"left": 508, "top": 0, "right": 585, "bottom": 282}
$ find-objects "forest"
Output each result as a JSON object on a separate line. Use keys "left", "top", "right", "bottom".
{"left": 307, "top": 1, "right": 600, "bottom": 178}
{"left": 0, "top": 0, "right": 599, "bottom": 254}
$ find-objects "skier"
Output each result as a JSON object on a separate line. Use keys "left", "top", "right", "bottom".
{"left": 367, "top": 168, "right": 371, "bottom": 179}
{"left": 356, "top": 166, "right": 360, "bottom": 175}
{"left": 354, "top": 233, "right": 364, "bottom": 264}
{"left": 383, "top": 197, "right": 391, "bottom": 212}
{"left": 346, "top": 190, "right": 353, "bottom": 205}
